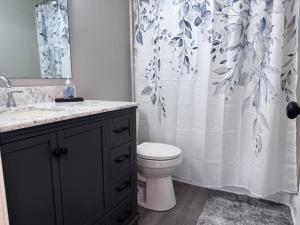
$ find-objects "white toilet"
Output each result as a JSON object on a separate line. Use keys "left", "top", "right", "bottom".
{"left": 137, "top": 142, "right": 183, "bottom": 211}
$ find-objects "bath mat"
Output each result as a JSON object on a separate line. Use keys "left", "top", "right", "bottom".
{"left": 197, "top": 191, "right": 293, "bottom": 225}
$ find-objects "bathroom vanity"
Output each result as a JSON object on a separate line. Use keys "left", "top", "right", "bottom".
{"left": 0, "top": 100, "right": 138, "bottom": 225}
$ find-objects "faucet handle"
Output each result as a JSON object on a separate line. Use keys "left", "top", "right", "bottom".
{"left": 9, "top": 90, "right": 23, "bottom": 94}
{"left": 6, "top": 90, "right": 23, "bottom": 108}
{"left": 7, "top": 90, "right": 24, "bottom": 98}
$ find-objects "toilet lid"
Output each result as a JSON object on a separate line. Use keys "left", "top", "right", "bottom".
{"left": 137, "top": 142, "right": 182, "bottom": 160}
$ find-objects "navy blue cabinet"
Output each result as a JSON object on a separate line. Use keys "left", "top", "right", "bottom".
{"left": 1, "top": 134, "right": 59, "bottom": 225}
{"left": 0, "top": 107, "right": 138, "bottom": 225}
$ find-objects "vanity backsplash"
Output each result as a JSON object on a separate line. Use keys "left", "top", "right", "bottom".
{"left": 0, "top": 86, "right": 70, "bottom": 107}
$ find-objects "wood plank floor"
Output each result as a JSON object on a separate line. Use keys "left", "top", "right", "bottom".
{"left": 138, "top": 181, "right": 211, "bottom": 225}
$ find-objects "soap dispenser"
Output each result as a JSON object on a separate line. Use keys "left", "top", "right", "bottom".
{"left": 63, "top": 77, "right": 75, "bottom": 99}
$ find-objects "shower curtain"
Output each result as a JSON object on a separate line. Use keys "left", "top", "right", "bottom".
{"left": 36, "top": 0, "right": 71, "bottom": 78}
{"left": 134, "top": 0, "right": 299, "bottom": 197}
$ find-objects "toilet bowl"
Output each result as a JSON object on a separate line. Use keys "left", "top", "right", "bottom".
{"left": 137, "top": 142, "right": 183, "bottom": 211}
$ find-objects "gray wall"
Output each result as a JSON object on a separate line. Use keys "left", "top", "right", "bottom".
{"left": 0, "top": 0, "right": 41, "bottom": 78}
{"left": 11, "top": 0, "right": 132, "bottom": 101}
{"left": 69, "top": 0, "right": 132, "bottom": 101}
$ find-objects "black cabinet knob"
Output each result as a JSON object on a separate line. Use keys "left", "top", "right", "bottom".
{"left": 52, "top": 149, "right": 61, "bottom": 157}
{"left": 286, "top": 102, "right": 300, "bottom": 119}
{"left": 61, "top": 148, "right": 68, "bottom": 155}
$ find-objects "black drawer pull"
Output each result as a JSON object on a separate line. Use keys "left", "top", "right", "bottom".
{"left": 52, "top": 148, "right": 68, "bottom": 157}
{"left": 115, "top": 181, "right": 130, "bottom": 192}
{"left": 115, "top": 154, "right": 130, "bottom": 163}
{"left": 113, "top": 127, "right": 129, "bottom": 134}
{"left": 117, "top": 210, "right": 131, "bottom": 223}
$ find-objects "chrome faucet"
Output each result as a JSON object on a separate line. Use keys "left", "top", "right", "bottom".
{"left": 0, "top": 76, "right": 23, "bottom": 108}
{"left": 7, "top": 91, "right": 23, "bottom": 108}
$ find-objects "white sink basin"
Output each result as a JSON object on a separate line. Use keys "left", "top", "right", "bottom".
{"left": 0, "top": 106, "right": 64, "bottom": 122}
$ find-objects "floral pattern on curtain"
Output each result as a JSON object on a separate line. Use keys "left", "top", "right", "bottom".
{"left": 134, "top": 0, "right": 299, "bottom": 196}
{"left": 36, "top": 0, "right": 71, "bottom": 78}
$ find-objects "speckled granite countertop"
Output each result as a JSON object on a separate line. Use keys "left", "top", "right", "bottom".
{"left": 0, "top": 100, "right": 138, "bottom": 133}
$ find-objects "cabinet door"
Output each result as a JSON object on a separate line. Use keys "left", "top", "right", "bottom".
{"left": 57, "top": 122, "right": 109, "bottom": 225}
{"left": 1, "top": 134, "right": 62, "bottom": 225}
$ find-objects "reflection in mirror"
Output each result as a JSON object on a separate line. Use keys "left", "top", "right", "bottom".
{"left": 36, "top": 0, "right": 71, "bottom": 78}
{"left": 0, "top": 0, "right": 72, "bottom": 79}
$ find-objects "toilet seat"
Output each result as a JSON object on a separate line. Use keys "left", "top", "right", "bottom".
{"left": 137, "top": 155, "right": 183, "bottom": 169}
{"left": 137, "top": 142, "right": 182, "bottom": 161}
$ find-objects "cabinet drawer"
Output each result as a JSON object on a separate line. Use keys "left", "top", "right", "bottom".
{"left": 110, "top": 198, "right": 136, "bottom": 225}
{"left": 110, "top": 114, "right": 133, "bottom": 147}
{"left": 111, "top": 173, "right": 133, "bottom": 207}
{"left": 110, "top": 143, "right": 133, "bottom": 179}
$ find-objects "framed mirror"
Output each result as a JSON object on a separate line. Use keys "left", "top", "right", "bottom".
{"left": 0, "top": 0, "right": 72, "bottom": 79}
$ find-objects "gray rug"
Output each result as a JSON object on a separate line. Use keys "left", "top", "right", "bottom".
{"left": 197, "top": 191, "right": 293, "bottom": 225}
